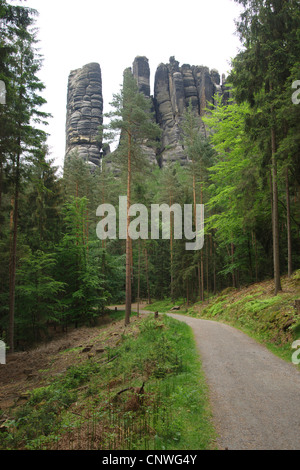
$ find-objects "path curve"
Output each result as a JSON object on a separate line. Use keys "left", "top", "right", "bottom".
{"left": 165, "top": 313, "right": 300, "bottom": 450}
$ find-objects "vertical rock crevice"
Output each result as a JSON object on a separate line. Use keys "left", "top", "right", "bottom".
{"left": 154, "top": 57, "right": 225, "bottom": 165}
{"left": 64, "top": 57, "right": 228, "bottom": 169}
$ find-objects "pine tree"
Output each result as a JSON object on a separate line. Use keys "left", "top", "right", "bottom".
{"left": 103, "top": 68, "right": 161, "bottom": 325}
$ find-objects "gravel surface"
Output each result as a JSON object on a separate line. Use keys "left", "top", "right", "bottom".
{"left": 166, "top": 313, "right": 300, "bottom": 450}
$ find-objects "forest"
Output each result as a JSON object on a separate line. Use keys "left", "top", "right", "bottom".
{"left": 0, "top": 0, "right": 300, "bottom": 355}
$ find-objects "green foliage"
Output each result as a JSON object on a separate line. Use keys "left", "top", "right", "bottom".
{"left": 0, "top": 315, "right": 216, "bottom": 450}
{"left": 15, "top": 250, "right": 65, "bottom": 343}
{"left": 103, "top": 68, "right": 161, "bottom": 174}
{"left": 200, "top": 276, "right": 300, "bottom": 352}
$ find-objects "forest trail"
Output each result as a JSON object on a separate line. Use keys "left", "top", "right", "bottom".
{"left": 167, "top": 313, "right": 300, "bottom": 450}
{"left": 130, "top": 308, "right": 300, "bottom": 450}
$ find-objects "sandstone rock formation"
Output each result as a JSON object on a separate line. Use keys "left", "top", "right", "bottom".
{"left": 153, "top": 56, "right": 227, "bottom": 165}
{"left": 65, "top": 63, "right": 103, "bottom": 166}
{"left": 65, "top": 57, "right": 228, "bottom": 168}
{"left": 132, "top": 56, "right": 158, "bottom": 166}
{"left": 132, "top": 56, "right": 151, "bottom": 97}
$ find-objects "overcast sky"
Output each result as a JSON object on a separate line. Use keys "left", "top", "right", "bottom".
{"left": 23, "top": 0, "right": 243, "bottom": 172}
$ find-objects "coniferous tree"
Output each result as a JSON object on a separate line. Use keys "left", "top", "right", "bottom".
{"left": 230, "top": 0, "right": 300, "bottom": 294}
{"left": 0, "top": 2, "right": 49, "bottom": 351}
{"left": 103, "top": 68, "right": 161, "bottom": 325}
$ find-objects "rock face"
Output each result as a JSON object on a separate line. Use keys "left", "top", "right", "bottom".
{"left": 132, "top": 56, "right": 158, "bottom": 166}
{"left": 153, "top": 56, "right": 226, "bottom": 165}
{"left": 65, "top": 63, "right": 103, "bottom": 166}
{"left": 65, "top": 57, "right": 227, "bottom": 168}
{"left": 132, "top": 56, "right": 151, "bottom": 97}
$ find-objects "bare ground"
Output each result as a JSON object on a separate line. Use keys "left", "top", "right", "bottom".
{"left": 0, "top": 312, "right": 142, "bottom": 415}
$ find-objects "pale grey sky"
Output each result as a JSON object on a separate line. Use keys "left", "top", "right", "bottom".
{"left": 23, "top": 0, "right": 243, "bottom": 171}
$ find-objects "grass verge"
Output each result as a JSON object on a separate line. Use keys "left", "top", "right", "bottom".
{"left": 0, "top": 312, "right": 217, "bottom": 450}
{"left": 144, "top": 298, "right": 186, "bottom": 314}
{"left": 144, "top": 272, "right": 300, "bottom": 366}
{"left": 184, "top": 272, "right": 300, "bottom": 366}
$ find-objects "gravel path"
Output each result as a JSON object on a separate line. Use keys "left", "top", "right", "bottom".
{"left": 165, "top": 313, "right": 300, "bottom": 450}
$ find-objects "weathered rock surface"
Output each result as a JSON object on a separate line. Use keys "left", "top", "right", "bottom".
{"left": 65, "top": 63, "right": 103, "bottom": 166}
{"left": 65, "top": 57, "right": 228, "bottom": 168}
{"left": 153, "top": 56, "right": 227, "bottom": 165}
{"left": 132, "top": 56, "right": 151, "bottom": 97}
{"left": 132, "top": 57, "right": 158, "bottom": 166}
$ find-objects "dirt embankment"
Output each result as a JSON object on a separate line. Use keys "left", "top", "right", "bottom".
{"left": 0, "top": 314, "right": 140, "bottom": 414}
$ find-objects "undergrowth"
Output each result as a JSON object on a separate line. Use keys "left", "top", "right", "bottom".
{"left": 145, "top": 272, "right": 300, "bottom": 365}
{"left": 190, "top": 271, "right": 300, "bottom": 363}
{"left": 0, "top": 314, "right": 216, "bottom": 450}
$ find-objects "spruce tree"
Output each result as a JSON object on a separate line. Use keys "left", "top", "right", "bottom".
{"left": 229, "top": 0, "right": 300, "bottom": 294}
{"left": 0, "top": 2, "right": 49, "bottom": 351}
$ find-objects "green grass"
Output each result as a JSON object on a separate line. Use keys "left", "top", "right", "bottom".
{"left": 188, "top": 274, "right": 300, "bottom": 366}
{"left": 144, "top": 273, "right": 300, "bottom": 367}
{"left": 107, "top": 308, "right": 139, "bottom": 321}
{"left": 0, "top": 313, "right": 217, "bottom": 450}
{"left": 144, "top": 298, "right": 186, "bottom": 313}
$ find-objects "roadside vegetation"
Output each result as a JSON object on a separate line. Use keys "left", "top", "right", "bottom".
{"left": 0, "top": 312, "right": 217, "bottom": 450}
{"left": 145, "top": 271, "right": 300, "bottom": 365}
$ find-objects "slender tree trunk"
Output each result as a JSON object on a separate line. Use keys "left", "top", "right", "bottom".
{"left": 9, "top": 152, "right": 20, "bottom": 353}
{"left": 197, "top": 261, "right": 201, "bottom": 300}
{"left": 213, "top": 241, "right": 217, "bottom": 295}
{"left": 186, "top": 280, "right": 189, "bottom": 307}
{"left": 206, "top": 242, "right": 209, "bottom": 300}
{"left": 271, "top": 127, "right": 282, "bottom": 294}
{"left": 200, "top": 185, "right": 204, "bottom": 300}
{"left": 170, "top": 192, "right": 174, "bottom": 301}
{"left": 231, "top": 242, "right": 236, "bottom": 288}
{"left": 247, "top": 236, "right": 252, "bottom": 282}
{"left": 0, "top": 154, "right": 3, "bottom": 214}
{"left": 137, "top": 238, "right": 140, "bottom": 317}
{"left": 193, "top": 167, "right": 202, "bottom": 302}
{"left": 86, "top": 193, "right": 89, "bottom": 252}
{"left": 144, "top": 245, "right": 151, "bottom": 305}
{"left": 253, "top": 231, "right": 258, "bottom": 283}
{"left": 286, "top": 167, "right": 292, "bottom": 278}
{"left": 125, "top": 133, "right": 132, "bottom": 326}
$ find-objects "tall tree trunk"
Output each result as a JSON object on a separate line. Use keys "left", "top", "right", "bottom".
{"left": 186, "top": 280, "right": 189, "bottom": 307}
{"left": 86, "top": 207, "right": 89, "bottom": 252}
{"left": 271, "top": 127, "right": 282, "bottom": 294}
{"left": 231, "top": 242, "right": 236, "bottom": 288}
{"left": 213, "top": 241, "right": 217, "bottom": 295}
{"left": 170, "top": 192, "right": 174, "bottom": 301}
{"left": 286, "top": 167, "right": 292, "bottom": 278}
{"left": 252, "top": 231, "right": 258, "bottom": 283}
{"left": 206, "top": 241, "right": 209, "bottom": 300}
{"left": 0, "top": 154, "right": 3, "bottom": 214}
{"left": 200, "top": 185, "right": 204, "bottom": 301}
{"left": 9, "top": 152, "right": 20, "bottom": 353}
{"left": 144, "top": 245, "right": 151, "bottom": 305}
{"left": 125, "top": 133, "right": 132, "bottom": 326}
{"left": 137, "top": 238, "right": 140, "bottom": 317}
{"left": 197, "top": 261, "right": 202, "bottom": 301}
